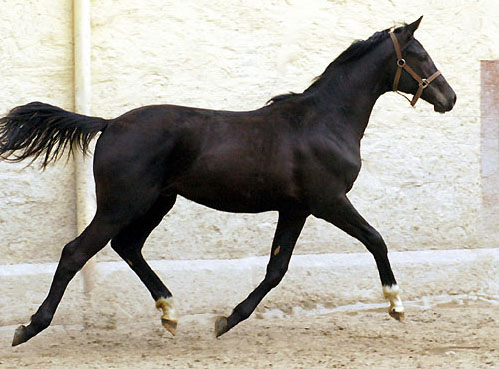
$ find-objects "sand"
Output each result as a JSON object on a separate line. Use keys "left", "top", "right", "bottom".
{"left": 1, "top": 299, "right": 498, "bottom": 368}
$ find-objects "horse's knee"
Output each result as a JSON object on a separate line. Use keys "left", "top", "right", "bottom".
{"left": 59, "top": 239, "right": 84, "bottom": 272}
{"left": 61, "top": 238, "right": 78, "bottom": 257}
{"left": 363, "top": 228, "right": 387, "bottom": 255}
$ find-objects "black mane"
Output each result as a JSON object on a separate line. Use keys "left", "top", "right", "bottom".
{"left": 331, "top": 29, "right": 391, "bottom": 66}
{"left": 268, "top": 26, "right": 398, "bottom": 105}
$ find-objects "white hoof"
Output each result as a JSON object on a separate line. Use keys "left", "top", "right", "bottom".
{"left": 383, "top": 285, "right": 405, "bottom": 321}
{"left": 156, "top": 297, "right": 178, "bottom": 335}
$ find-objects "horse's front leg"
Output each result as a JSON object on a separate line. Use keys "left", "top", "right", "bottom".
{"left": 312, "top": 195, "right": 405, "bottom": 321}
{"left": 215, "top": 210, "right": 307, "bottom": 337}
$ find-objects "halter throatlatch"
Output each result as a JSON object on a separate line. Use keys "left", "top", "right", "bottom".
{"left": 389, "top": 32, "right": 441, "bottom": 107}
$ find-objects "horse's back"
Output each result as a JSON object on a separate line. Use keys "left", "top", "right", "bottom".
{"left": 92, "top": 104, "right": 304, "bottom": 212}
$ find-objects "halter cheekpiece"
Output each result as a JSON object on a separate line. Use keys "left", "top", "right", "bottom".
{"left": 389, "top": 31, "right": 441, "bottom": 106}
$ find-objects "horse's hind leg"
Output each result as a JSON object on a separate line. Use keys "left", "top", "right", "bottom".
{"left": 215, "top": 210, "right": 307, "bottom": 337}
{"left": 110, "top": 195, "right": 178, "bottom": 335}
{"left": 12, "top": 214, "right": 121, "bottom": 346}
{"left": 312, "top": 195, "right": 405, "bottom": 321}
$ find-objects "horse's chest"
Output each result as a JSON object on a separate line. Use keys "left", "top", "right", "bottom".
{"left": 307, "top": 142, "right": 362, "bottom": 192}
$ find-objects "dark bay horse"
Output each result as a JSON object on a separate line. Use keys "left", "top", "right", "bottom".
{"left": 1, "top": 17, "right": 456, "bottom": 346}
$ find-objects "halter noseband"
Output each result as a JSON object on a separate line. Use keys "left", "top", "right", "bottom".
{"left": 389, "top": 31, "right": 441, "bottom": 107}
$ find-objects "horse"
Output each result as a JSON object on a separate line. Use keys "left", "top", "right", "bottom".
{"left": 0, "top": 16, "right": 456, "bottom": 346}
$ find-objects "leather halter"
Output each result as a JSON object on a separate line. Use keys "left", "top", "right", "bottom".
{"left": 389, "top": 31, "right": 441, "bottom": 107}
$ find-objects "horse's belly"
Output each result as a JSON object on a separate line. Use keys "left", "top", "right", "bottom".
{"left": 173, "top": 180, "right": 297, "bottom": 214}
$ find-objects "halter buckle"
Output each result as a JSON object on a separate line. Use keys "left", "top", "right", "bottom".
{"left": 397, "top": 59, "right": 406, "bottom": 67}
{"left": 419, "top": 79, "right": 429, "bottom": 88}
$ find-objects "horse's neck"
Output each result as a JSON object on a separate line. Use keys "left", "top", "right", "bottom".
{"left": 311, "top": 59, "right": 390, "bottom": 139}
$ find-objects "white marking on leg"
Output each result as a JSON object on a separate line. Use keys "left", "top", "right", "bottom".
{"left": 156, "top": 296, "right": 178, "bottom": 322}
{"left": 383, "top": 284, "right": 405, "bottom": 314}
{"left": 156, "top": 296, "right": 178, "bottom": 335}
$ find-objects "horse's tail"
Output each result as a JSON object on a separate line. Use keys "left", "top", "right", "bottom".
{"left": 0, "top": 102, "right": 109, "bottom": 168}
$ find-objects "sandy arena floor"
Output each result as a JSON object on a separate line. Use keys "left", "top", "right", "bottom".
{"left": 1, "top": 300, "right": 498, "bottom": 369}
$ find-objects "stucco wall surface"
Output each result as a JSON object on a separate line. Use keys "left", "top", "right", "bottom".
{"left": 0, "top": 0, "right": 76, "bottom": 264}
{"left": 0, "top": 0, "right": 497, "bottom": 265}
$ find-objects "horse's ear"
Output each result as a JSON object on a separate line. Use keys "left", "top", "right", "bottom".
{"left": 396, "top": 16, "right": 423, "bottom": 46}
{"left": 405, "top": 16, "right": 423, "bottom": 35}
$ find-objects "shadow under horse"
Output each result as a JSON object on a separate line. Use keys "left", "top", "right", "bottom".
{"left": 0, "top": 17, "right": 456, "bottom": 346}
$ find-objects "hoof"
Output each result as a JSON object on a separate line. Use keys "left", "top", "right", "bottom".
{"left": 389, "top": 309, "right": 405, "bottom": 322}
{"left": 214, "top": 316, "right": 228, "bottom": 338}
{"left": 161, "top": 318, "right": 177, "bottom": 336}
{"left": 156, "top": 297, "right": 178, "bottom": 336}
{"left": 12, "top": 325, "right": 28, "bottom": 347}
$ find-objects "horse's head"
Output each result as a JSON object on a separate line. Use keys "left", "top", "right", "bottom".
{"left": 389, "top": 17, "right": 456, "bottom": 113}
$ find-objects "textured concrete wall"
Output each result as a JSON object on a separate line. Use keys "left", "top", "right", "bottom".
{"left": 0, "top": 0, "right": 76, "bottom": 264}
{"left": 1, "top": 1, "right": 497, "bottom": 263}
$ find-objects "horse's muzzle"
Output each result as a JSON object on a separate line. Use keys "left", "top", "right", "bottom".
{"left": 434, "top": 92, "right": 457, "bottom": 113}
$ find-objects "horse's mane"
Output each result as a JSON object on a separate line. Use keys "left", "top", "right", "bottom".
{"left": 330, "top": 29, "right": 391, "bottom": 66}
{"left": 268, "top": 25, "right": 402, "bottom": 105}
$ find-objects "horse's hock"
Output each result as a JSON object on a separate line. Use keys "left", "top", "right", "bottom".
{"left": 0, "top": 0, "right": 498, "bottom": 337}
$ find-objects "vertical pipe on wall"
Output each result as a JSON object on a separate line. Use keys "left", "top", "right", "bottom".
{"left": 73, "top": 0, "right": 97, "bottom": 294}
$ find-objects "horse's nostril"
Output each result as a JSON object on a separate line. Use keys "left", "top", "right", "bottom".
{"left": 453, "top": 93, "right": 457, "bottom": 105}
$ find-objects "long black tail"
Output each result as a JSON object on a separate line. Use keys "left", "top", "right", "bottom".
{"left": 0, "top": 102, "right": 108, "bottom": 168}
